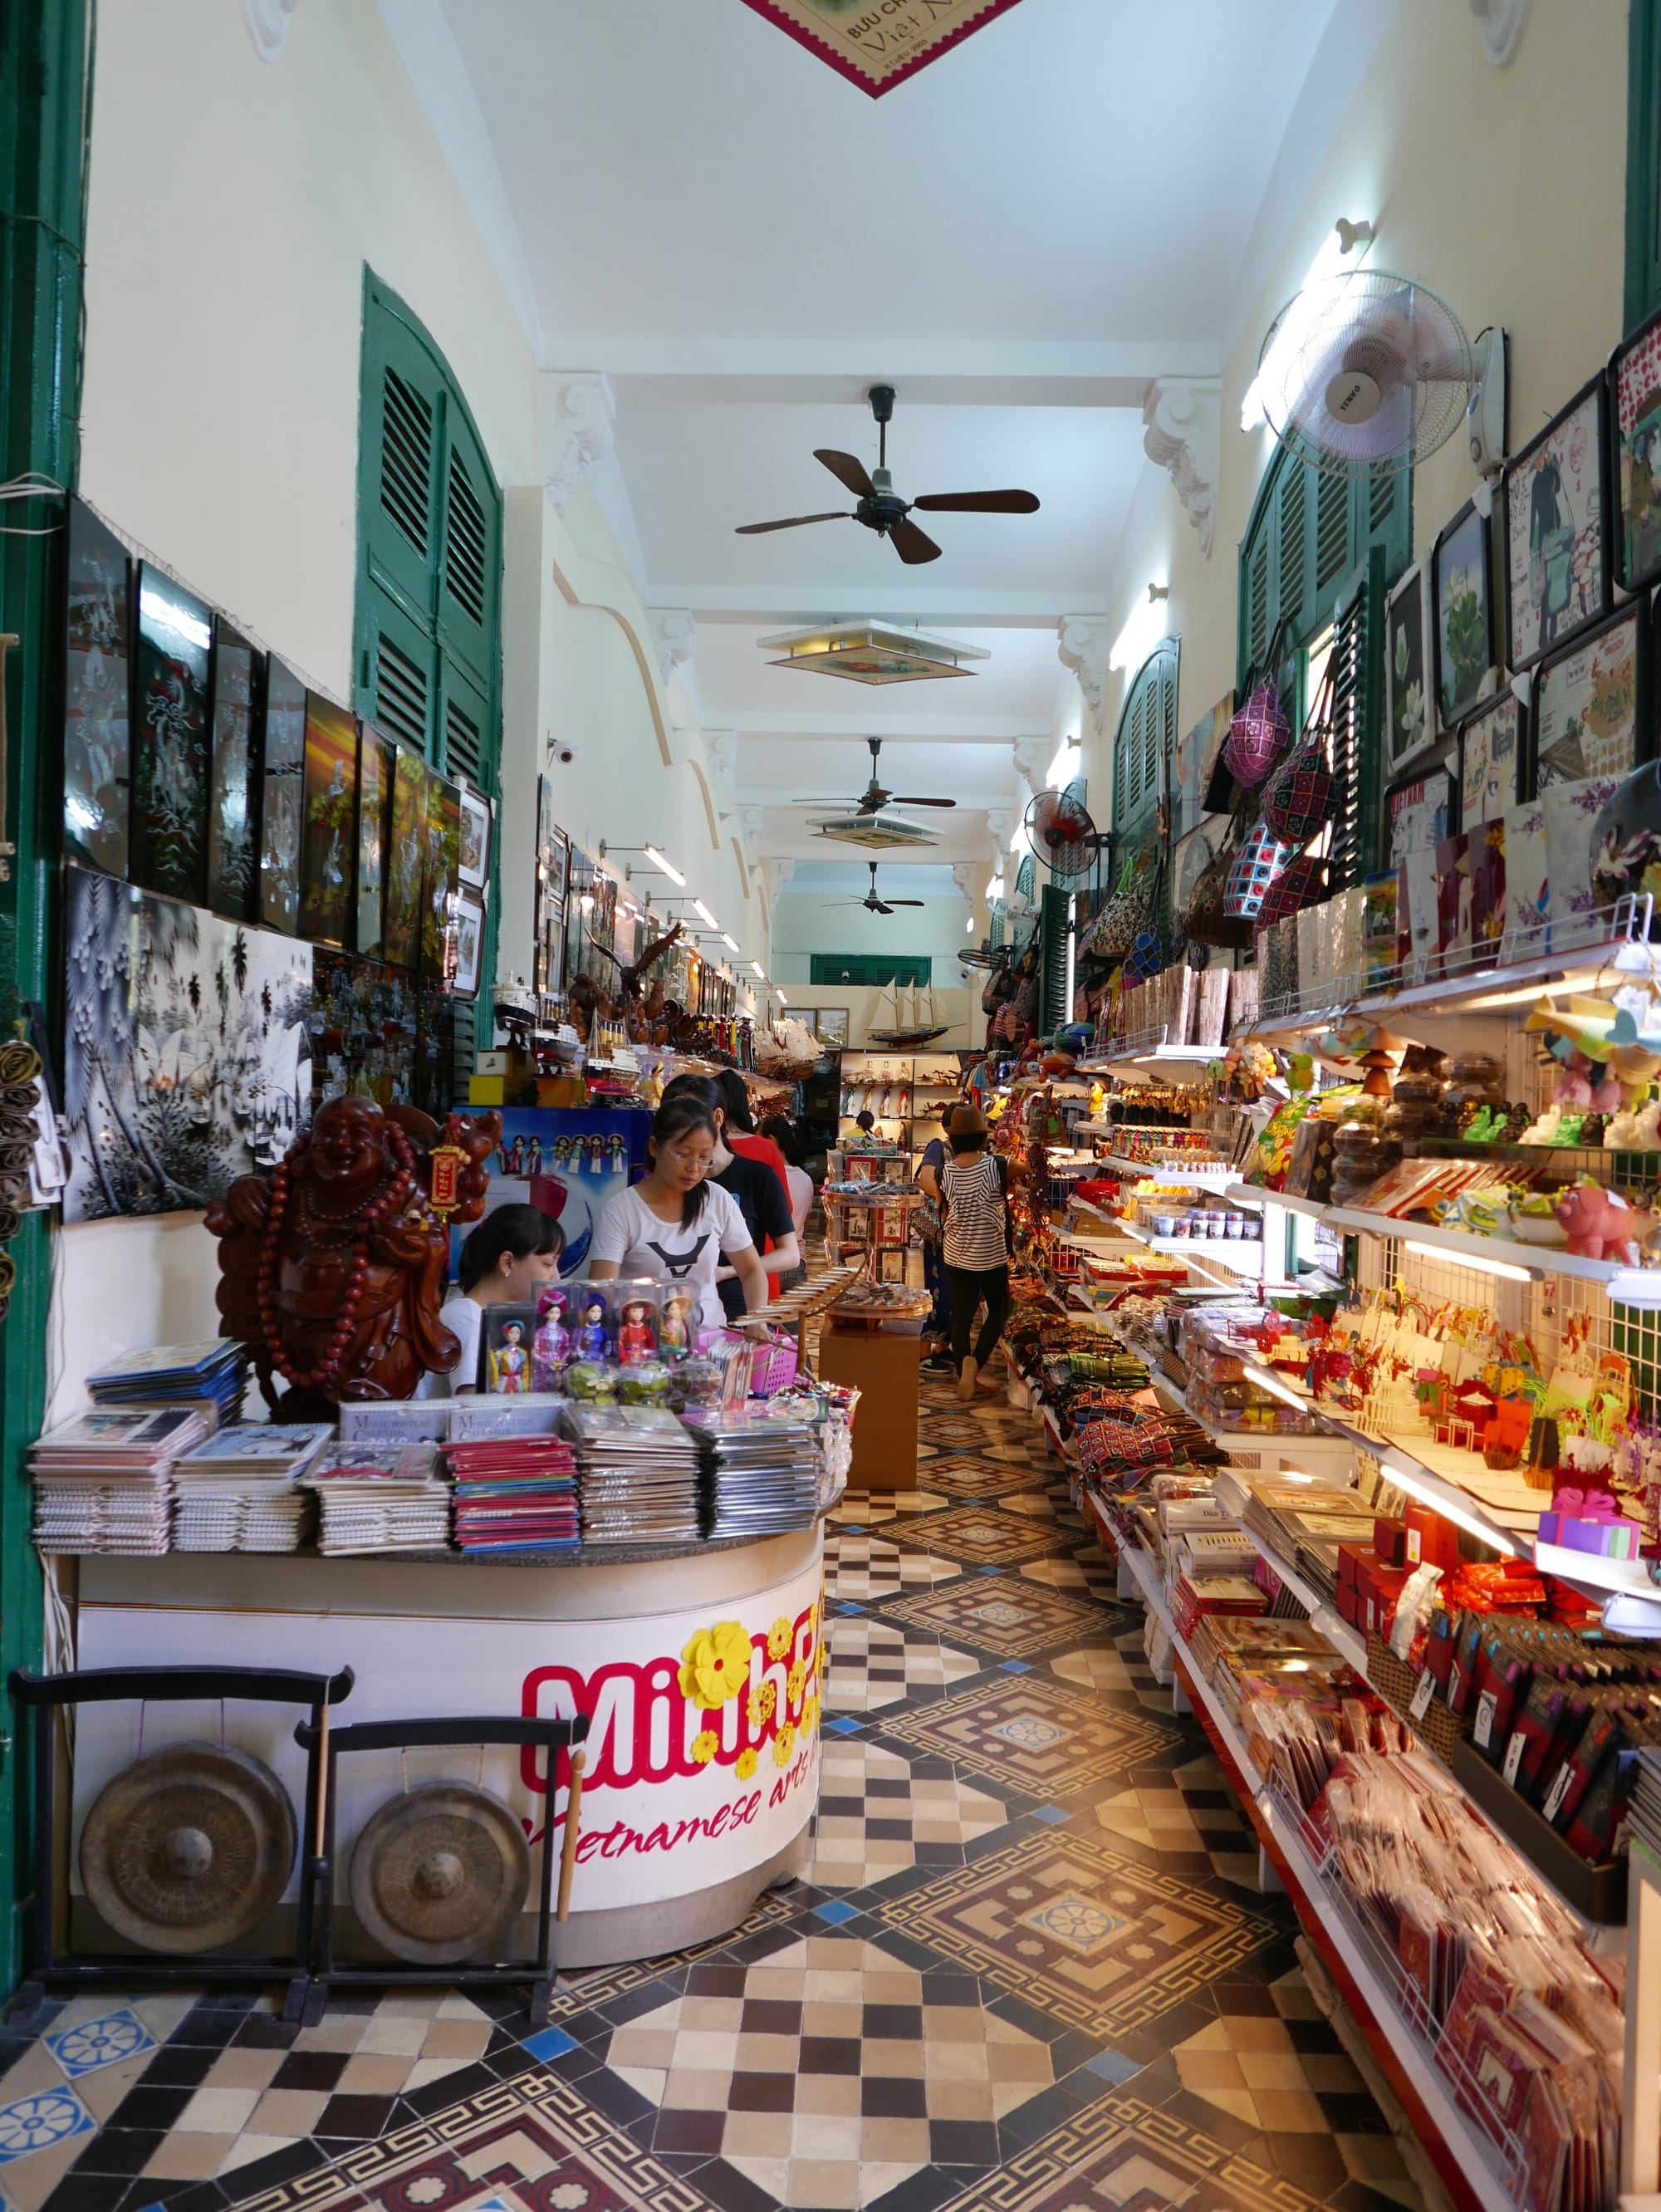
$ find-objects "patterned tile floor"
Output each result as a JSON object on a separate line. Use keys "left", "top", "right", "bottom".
{"left": 0, "top": 1363, "right": 1423, "bottom": 2212}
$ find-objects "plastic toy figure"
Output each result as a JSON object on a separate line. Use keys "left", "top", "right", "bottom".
{"left": 587, "top": 1135, "right": 605, "bottom": 1172}
{"left": 526, "top": 1135, "right": 543, "bottom": 1178}
{"left": 488, "top": 1321, "right": 532, "bottom": 1394}
{"left": 660, "top": 1291, "right": 693, "bottom": 1356}
{"left": 617, "top": 1298, "right": 654, "bottom": 1365}
{"left": 576, "top": 1296, "right": 610, "bottom": 1359}
{"left": 532, "top": 1296, "right": 570, "bottom": 1390}
{"left": 506, "top": 1134, "right": 526, "bottom": 1177}
{"left": 608, "top": 1133, "right": 626, "bottom": 1170}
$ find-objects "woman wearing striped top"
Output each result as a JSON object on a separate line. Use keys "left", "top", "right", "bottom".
{"left": 940, "top": 1106, "right": 1012, "bottom": 1401}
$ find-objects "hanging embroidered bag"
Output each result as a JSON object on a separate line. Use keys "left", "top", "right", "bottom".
{"left": 1256, "top": 848, "right": 1329, "bottom": 927}
{"left": 1181, "top": 838, "right": 1253, "bottom": 950}
{"left": 1221, "top": 617, "right": 1292, "bottom": 789}
{"left": 1262, "top": 665, "right": 1336, "bottom": 846}
{"left": 1222, "top": 820, "right": 1292, "bottom": 921}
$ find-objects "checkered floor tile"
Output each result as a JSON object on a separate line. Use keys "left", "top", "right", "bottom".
{"left": 879, "top": 1672, "right": 1181, "bottom": 1798}
{"left": 829, "top": 1488, "right": 949, "bottom": 1527}
{"left": 822, "top": 1530, "right": 958, "bottom": 1601}
{"left": 600, "top": 1934, "right": 1056, "bottom": 2209}
{"left": 884, "top": 1578, "right": 1111, "bottom": 1660}
{"left": 1093, "top": 1753, "right": 1261, "bottom": 1887}
{"left": 824, "top": 1616, "right": 982, "bottom": 1713}
{"left": 807, "top": 1739, "right": 1010, "bottom": 1887}
{"left": 911, "top": 1454, "right": 1047, "bottom": 1499}
{"left": 1018, "top": 1543, "right": 1120, "bottom": 1599}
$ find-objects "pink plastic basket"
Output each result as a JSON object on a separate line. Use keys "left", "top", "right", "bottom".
{"left": 749, "top": 1337, "right": 800, "bottom": 1395}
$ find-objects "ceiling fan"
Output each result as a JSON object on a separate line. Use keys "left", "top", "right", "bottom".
{"left": 806, "top": 737, "right": 956, "bottom": 849}
{"left": 833, "top": 861, "right": 926, "bottom": 917}
{"left": 736, "top": 385, "right": 1040, "bottom": 566}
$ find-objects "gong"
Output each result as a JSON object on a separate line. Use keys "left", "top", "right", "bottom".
{"left": 79, "top": 1743, "right": 297, "bottom": 1954}
{"left": 350, "top": 1781, "right": 530, "bottom": 1964}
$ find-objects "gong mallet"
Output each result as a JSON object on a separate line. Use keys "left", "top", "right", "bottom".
{"left": 556, "top": 1747, "right": 586, "bottom": 1922}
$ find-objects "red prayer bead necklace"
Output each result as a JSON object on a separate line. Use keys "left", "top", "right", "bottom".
{"left": 256, "top": 1122, "right": 419, "bottom": 1395}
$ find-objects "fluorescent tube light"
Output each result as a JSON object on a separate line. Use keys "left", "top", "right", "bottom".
{"left": 644, "top": 846, "right": 685, "bottom": 886}
{"left": 693, "top": 899, "right": 718, "bottom": 928}
{"left": 721, "top": 933, "right": 739, "bottom": 952}
{"left": 1381, "top": 1456, "right": 1521, "bottom": 1557}
{"left": 750, "top": 962, "right": 765, "bottom": 978}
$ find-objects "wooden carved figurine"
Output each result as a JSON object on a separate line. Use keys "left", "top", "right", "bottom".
{"left": 207, "top": 1097, "right": 502, "bottom": 1417}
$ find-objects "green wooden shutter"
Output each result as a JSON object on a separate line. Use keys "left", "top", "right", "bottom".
{"left": 1239, "top": 442, "right": 1411, "bottom": 687}
{"left": 1629, "top": 0, "right": 1661, "bottom": 333}
{"left": 1325, "top": 546, "right": 1387, "bottom": 891}
{"left": 1038, "top": 884, "right": 1071, "bottom": 1031}
{"left": 1110, "top": 642, "right": 1179, "bottom": 842}
{"left": 438, "top": 407, "right": 500, "bottom": 698}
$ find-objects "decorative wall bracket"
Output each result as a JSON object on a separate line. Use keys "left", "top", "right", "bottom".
{"left": 243, "top": 0, "right": 298, "bottom": 61}
{"left": 1056, "top": 618, "right": 1110, "bottom": 736}
{"left": 1141, "top": 378, "right": 1220, "bottom": 558}
{"left": 985, "top": 809, "right": 1017, "bottom": 865}
{"left": 646, "top": 610, "right": 696, "bottom": 691}
{"left": 1012, "top": 736, "right": 1050, "bottom": 791}
{"left": 1468, "top": 0, "right": 1530, "bottom": 66}
{"left": 951, "top": 863, "right": 978, "bottom": 903}
{"left": 541, "top": 373, "right": 615, "bottom": 517}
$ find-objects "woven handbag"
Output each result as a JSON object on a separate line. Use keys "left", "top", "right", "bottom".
{"left": 1182, "top": 839, "right": 1253, "bottom": 949}
{"left": 1223, "top": 820, "right": 1292, "bottom": 921}
{"left": 1262, "top": 665, "right": 1335, "bottom": 845}
{"left": 1077, "top": 1417, "right": 1173, "bottom": 1477}
{"left": 1256, "top": 849, "right": 1329, "bottom": 926}
{"left": 1081, "top": 852, "right": 1151, "bottom": 961}
{"left": 1221, "top": 618, "right": 1292, "bottom": 790}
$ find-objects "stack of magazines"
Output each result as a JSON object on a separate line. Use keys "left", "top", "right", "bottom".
{"left": 448, "top": 1436, "right": 579, "bottom": 1555}
{"left": 568, "top": 1405, "right": 703, "bottom": 1544}
{"left": 31, "top": 1406, "right": 210, "bottom": 1555}
{"left": 688, "top": 1405, "right": 821, "bottom": 1538}
{"left": 171, "top": 1423, "right": 332, "bottom": 1552}
{"left": 84, "top": 1339, "right": 248, "bottom": 1427}
{"left": 303, "top": 1443, "right": 452, "bottom": 1556}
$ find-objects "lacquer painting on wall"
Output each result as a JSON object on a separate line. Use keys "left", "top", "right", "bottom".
{"left": 356, "top": 725, "right": 392, "bottom": 959}
{"left": 298, "top": 694, "right": 358, "bottom": 945}
{"left": 130, "top": 565, "right": 212, "bottom": 903}
{"left": 206, "top": 622, "right": 261, "bottom": 923}
{"left": 259, "top": 656, "right": 306, "bottom": 934}
{"left": 62, "top": 866, "right": 314, "bottom": 1223}
{"left": 1503, "top": 377, "right": 1610, "bottom": 671}
{"left": 383, "top": 745, "right": 427, "bottom": 969}
{"left": 63, "top": 500, "right": 132, "bottom": 878}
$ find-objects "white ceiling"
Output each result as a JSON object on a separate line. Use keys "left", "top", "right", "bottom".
{"left": 415, "top": 0, "right": 1354, "bottom": 886}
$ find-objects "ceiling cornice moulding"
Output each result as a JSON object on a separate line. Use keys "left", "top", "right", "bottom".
{"left": 647, "top": 610, "right": 696, "bottom": 689}
{"left": 1142, "top": 378, "right": 1219, "bottom": 557}
{"left": 541, "top": 373, "right": 615, "bottom": 517}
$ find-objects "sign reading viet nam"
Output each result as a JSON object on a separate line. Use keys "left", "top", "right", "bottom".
{"left": 76, "top": 1559, "right": 824, "bottom": 1916}
{"left": 738, "top": 0, "right": 1024, "bottom": 96}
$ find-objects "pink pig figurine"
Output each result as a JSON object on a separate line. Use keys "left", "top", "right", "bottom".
{"left": 1555, "top": 1180, "right": 1655, "bottom": 1262}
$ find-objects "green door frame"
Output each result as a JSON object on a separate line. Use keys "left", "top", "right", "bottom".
{"left": 0, "top": 0, "right": 90, "bottom": 1991}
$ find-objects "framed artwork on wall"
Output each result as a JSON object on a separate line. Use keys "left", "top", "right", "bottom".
{"left": 62, "top": 498, "right": 131, "bottom": 879}
{"left": 383, "top": 744, "right": 427, "bottom": 969}
{"left": 458, "top": 783, "right": 493, "bottom": 891}
{"left": 259, "top": 655, "right": 306, "bottom": 934}
{"left": 130, "top": 564, "right": 212, "bottom": 904}
{"left": 817, "top": 1006, "right": 849, "bottom": 1048}
{"left": 1610, "top": 306, "right": 1661, "bottom": 592}
{"left": 1172, "top": 824, "right": 1218, "bottom": 926}
{"left": 355, "top": 724, "right": 392, "bottom": 959}
{"left": 1173, "top": 694, "right": 1232, "bottom": 835}
{"left": 1502, "top": 374, "right": 1611, "bottom": 671}
{"left": 1529, "top": 600, "right": 1648, "bottom": 792}
{"left": 205, "top": 622, "right": 262, "bottom": 924}
{"left": 453, "top": 891, "right": 485, "bottom": 999}
{"left": 1431, "top": 501, "right": 1495, "bottom": 730}
{"left": 1383, "top": 559, "right": 1433, "bottom": 775}
{"left": 1457, "top": 690, "right": 1525, "bottom": 829}
{"left": 298, "top": 694, "right": 358, "bottom": 946}
{"left": 1385, "top": 761, "right": 1457, "bottom": 969}
{"left": 421, "top": 766, "right": 462, "bottom": 981}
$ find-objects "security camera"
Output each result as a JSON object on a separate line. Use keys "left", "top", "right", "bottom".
{"left": 552, "top": 741, "right": 577, "bottom": 766}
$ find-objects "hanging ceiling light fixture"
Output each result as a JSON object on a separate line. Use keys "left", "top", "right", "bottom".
{"left": 757, "top": 620, "right": 990, "bottom": 686}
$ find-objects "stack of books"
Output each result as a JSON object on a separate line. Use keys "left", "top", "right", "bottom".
{"left": 303, "top": 1443, "right": 453, "bottom": 1556}
{"left": 84, "top": 1339, "right": 248, "bottom": 1428}
{"left": 448, "top": 1436, "right": 579, "bottom": 1555}
{"left": 31, "top": 1406, "right": 210, "bottom": 1555}
{"left": 568, "top": 1405, "right": 703, "bottom": 1544}
{"left": 688, "top": 1405, "right": 821, "bottom": 1538}
{"left": 171, "top": 1424, "right": 332, "bottom": 1552}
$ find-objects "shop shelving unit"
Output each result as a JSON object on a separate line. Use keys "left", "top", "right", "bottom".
{"left": 837, "top": 1048, "right": 962, "bottom": 1159}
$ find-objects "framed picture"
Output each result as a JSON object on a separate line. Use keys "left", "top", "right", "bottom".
{"left": 1431, "top": 501, "right": 1495, "bottom": 729}
{"left": 383, "top": 743, "right": 426, "bottom": 969}
{"left": 298, "top": 694, "right": 357, "bottom": 946}
{"left": 540, "top": 779, "right": 570, "bottom": 906}
{"left": 355, "top": 723, "right": 392, "bottom": 959}
{"left": 817, "top": 1006, "right": 849, "bottom": 1048}
{"left": 458, "top": 783, "right": 493, "bottom": 891}
{"left": 205, "top": 620, "right": 261, "bottom": 923}
{"left": 1529, "top": 601, "right": 1648, "bottom": 792}
{"left": 1457, "top": 690, "right": 1525, "bottom": 828}
{"left": 62, "top": 498, "right": 131, "bottom": 879}
{"left": 539, "top": 901, "right": 565, "bottom": 998}
{"left": 259, "top": 655, "right": 306, "bottom": 934}
{"left": 1502, "top": 374, "right": 1611, "bottom": 672}
{"left": 1610, "top": 305, "right": 1661, "bottom": 592}
{"left": 1384, "top": 559, "right": 1433, "bottom": 774}
{"left": 421, "top": 767, "right": 462, "bottom": 981}
{"left": 453, "top": 890, "right": 485, "bottom": 1000}
{"left": 131, "top": 564, "right": 212, "bottom": 904}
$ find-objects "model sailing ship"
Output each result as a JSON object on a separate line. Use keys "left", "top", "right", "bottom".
{"left": 867, "top": 980, "right": 949, "bottom": 1046}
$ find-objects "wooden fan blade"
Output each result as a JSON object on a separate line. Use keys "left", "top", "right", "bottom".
{"left": 874, "top": 901, "right": 894, "bottom": 915}
{"left": 735, "top": 512, "right": 851, "bottom": 534}
{"left": 886, "top": 898, "right": 926, "bottom": 906}
{"left": 889, "top": 518, "right": 942, "bottom": 565}
{"left": 911, "top": 489, "right": 1041, "bottom": 513}
{"left": 890, "top": 796, "right": 956, "bottom": 808}
{"left": 814, "top": 448, "right": 876, "bottom": 498}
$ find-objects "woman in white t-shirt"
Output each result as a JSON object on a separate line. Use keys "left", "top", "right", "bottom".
{"left": 418, "top": 1203, "right": 565, "bottom": 1396}
{"left": 590, "top": 1096, "right": 767, "bottom": 1331}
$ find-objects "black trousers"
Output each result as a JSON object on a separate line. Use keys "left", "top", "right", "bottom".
{"left": 948, "top": 1263, "right": 1011, "bottom": 1371}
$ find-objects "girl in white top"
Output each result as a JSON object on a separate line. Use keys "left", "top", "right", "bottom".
{"left": 590, "top": 1095, "right": 767, "bottom": 1331}
{"left": 418, "top": 1203, "right": 565, "bottom": 1396}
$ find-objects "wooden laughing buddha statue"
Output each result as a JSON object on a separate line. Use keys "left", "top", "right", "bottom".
{"left": 208, "top": 1096, "right": 500, "bottom": 1416}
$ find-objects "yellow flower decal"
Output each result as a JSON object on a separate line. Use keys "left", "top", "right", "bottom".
{"left": 679, "top": 1621, "right": 753, "bottom": 1708}
{"left": 747, "top": 1681, "right": 777, "bottom": 1729}
{"left": 735, "top": 1748, "right": 757, "bottom": 1779}
{"left": 786, "top": 1662, "right": 806, "bottom": 1704}
{"left": 691, "top": 1729, "right": 718, "bottom": 1766}
{"left": 773, "top": 1721, "right": 796, "bottom": 1768}
{"left": 767, "top": 1617, "right": 793, "bottom": 1662}
{"left": 801, "top": 1692, "right": 819, "bottom": 1737}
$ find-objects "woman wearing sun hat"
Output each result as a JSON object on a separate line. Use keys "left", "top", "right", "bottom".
{"left": 940, "top": 1102, "right": 1012, "bottom": 1400}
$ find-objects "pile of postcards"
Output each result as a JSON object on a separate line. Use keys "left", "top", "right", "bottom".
{"left": 568, "top": 1405, "right": 703, "bottom": 1544}
{"left": 170, "top": 1424, "right": 332, "bottom": 1552}
{"left": 31, "top": 1405, "right": 210, "bottom": 1556}
{"left": 84, "top": 1338, "right": 248, "bottom": 1428}
{"left": 687, "top": 1404, "right": 822, "bottom": 1538}
{"left": 303, "top": 1442, "right": 452, "bottom": 1556}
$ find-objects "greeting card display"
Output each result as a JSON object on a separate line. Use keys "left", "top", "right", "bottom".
{"left": 259, "top": 655, "right": 306, "bottom": 934}
{"left": 1384, "top": 558, "right": 1433, "bottom": 773}
{"left": 131, "top": 565, "right": 212, "bottom": 903}
{"left": 1457, "top": 690, "right": 1523, "bottom": 829}
{"left": 1432, "top": 501, "right": 1494, "bottom": 728}
{"left": 298, "top": 694, "right": 357, "bottom": 946}
{"left": 355, "top": 724, "right": 391, "bottom": 959}
{"left": 1611, "top": 305, "right": 1661, "bottom": 591}
{"left": 1500, "top": 799, "right": 1548, "bottom": 946}
{"left": 205, "top": 621, "right": 262, "bottom": 922}
{"left": 458, "top": 785, "right": 492, "bottom": 891}
{"left": 383, "top": 744, "right": 426, "bottom": 969}
{"left": 1544, "top": 774, "right": 1624, "bottom": 929}
{"left": 1386, "top": 765, "right": 1454, "bottom": 967}
{"left": 1529, "top": 602, "right": 1646, "bottom": 792}
{"left": 1502, "top": 375, "right": 1610, "bottom": 671}
{"left": 62, "top": 499, "right": 131, "bottom": 878}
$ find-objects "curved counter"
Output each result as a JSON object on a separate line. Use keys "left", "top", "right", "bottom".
{"left": 73, "top": 1527, "right": 824, "bottom": 1968}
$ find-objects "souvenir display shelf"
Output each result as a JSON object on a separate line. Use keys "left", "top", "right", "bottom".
{"left": 836, "top": 1049, "right": 961, "bottom": 1155}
